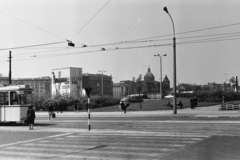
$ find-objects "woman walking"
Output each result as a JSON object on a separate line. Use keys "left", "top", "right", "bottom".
{"left": 27, "top": 105, "right": 36, "bottom": 130}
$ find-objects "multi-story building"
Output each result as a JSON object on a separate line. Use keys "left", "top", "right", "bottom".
{"left": 0, "top": 67, "right": 114, "bottom": 98}
{"left": 51, "top": 67, "right": 82, "bottom": 97}
{"left": 0, "top": 76, "right": 51, "bottom": 96}
{"left": 82, "top": 73, "right": 113, "bottom": 96}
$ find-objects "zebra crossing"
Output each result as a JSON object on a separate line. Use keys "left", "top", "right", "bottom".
{"left": 0, "top": 131, "right": 210, "bottom": 160}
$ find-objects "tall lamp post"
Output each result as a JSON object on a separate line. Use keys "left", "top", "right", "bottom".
{"left": 98, "top": 70, "right": 107, "bottom": 94}
{"left": 154, "top": 54, "right": 167, "bottom": 100}
{"left": 164, "top": 6, "right": 177, "bottom": 114}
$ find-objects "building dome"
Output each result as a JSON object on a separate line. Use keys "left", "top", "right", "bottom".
{"left": 144, "top": 67, "right": 155, "bottom": 82}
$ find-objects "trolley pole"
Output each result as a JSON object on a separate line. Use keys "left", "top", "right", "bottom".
{"left": 85, "top": 86, "right": 92, "bottom": 131}
{"left": 8, "top": 51, "right": 12, "bottom": 84}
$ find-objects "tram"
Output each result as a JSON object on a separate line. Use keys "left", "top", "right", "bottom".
{"left": 0, "top": 84, "right": 33, "bottom": 123}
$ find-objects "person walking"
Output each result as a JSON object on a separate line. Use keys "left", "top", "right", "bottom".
{"left": 48, "top": 103, "right": 54, "bottom": 121}
{"left": 74, "top": 102, "right": 77, "bottom": 112}
{"left": 120, "top": 101, "right": 126, "bottom": 114}
{"left": 193, "top": 97, "right": 198, "bottom": 109}
{"left": 27, "top": 105, "right": 36, "bottom": 130}
{"left": 222, "top": 96, "right": 225, "bottom": 103}
{"left": 190, "top": 97, "right": 194, "bottom": 109}
{"left": 59, "top": 102, "right": 63, "bottom": 113}
{"left": 178, "top": 100, "right": 183, "bottom": 109}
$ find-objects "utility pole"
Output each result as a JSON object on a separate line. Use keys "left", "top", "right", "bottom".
{"left": 98, "top": 70, "right": 107, "bottom": 94}
{"left": 8, "top": 51, "right": 12, "bottom": 84}
{"left": 224, "top": 73, "right": 228, "bottom": 83}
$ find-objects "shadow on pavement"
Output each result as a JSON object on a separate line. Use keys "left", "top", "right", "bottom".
{"left": 0, "top": 122, "right": 56, "bottom": 127}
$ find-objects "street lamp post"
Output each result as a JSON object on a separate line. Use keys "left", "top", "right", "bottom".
{"left": 164, "top": 6, "right": 177, "bottom": 114}
{"left": 154, "top": 54, "right": 167, "bottom": 100}
{"left": 98, "top": 70, "right": 107, "bottom": 94}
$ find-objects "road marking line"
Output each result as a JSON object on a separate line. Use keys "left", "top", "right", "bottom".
{"left": 0, "top": 133, "right": 72, "bottom": 148}
{"left": 0, "top": 150, "right": 119, "bottom": 160}
{"left": 5, "top": 146, "right": 171, "bottom": 157}
{"left": 24, "top": 142, "right": 186, "bottom": 150}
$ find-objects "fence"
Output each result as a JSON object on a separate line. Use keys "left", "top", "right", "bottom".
{"left": 219, "top": 104, "right": 240, "bottom": 110}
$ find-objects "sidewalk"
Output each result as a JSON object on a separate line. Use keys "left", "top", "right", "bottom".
{"left": 0, "top": 105, "right": 239, "bottom": 133}
{"left": 35, "top": 105, "right": 240, "bottom": 118}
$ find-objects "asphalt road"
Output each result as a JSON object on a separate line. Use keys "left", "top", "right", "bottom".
{"left": 0, "top": 112, "right": 240, "bottom": 159}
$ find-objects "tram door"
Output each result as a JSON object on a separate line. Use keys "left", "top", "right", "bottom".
{"left": 0, "top": 92, "right": 20, "bottom": 122}
{"left": 0, "top": 92, "right": 8, "bottom": 121}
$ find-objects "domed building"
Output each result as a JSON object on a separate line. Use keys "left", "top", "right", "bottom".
{"left": 113, "top": 66, "right": 170, "bottom": 99}
{"left": 143, "top": 66, "right": 170, "bottom": 99}
{"left": 144, "top": 67, "right": 155, "bottom": 82}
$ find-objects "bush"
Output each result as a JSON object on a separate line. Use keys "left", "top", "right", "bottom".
{"left": 128, "top": 96, "right": 143, "bottom": 103}
{"left": 90, "top": 95, "right": 121, "bottom": 108}
{"left": 178, "top": 90, "right": 240, "bottom": 102}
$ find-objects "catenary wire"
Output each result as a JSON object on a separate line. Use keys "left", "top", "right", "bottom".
{"left": 0, "top": 10, "right": 66, "bottom": 40}
{"left": 4, "top": 34, "right": 240, "bottom": 60}
{"left": 71, "top": 0, "right": 111, "bottom": 40}
{"left": 0, "top": 41, "right": 66, "bottom": 51}
{"left": 5, "top": 32, "right": 240, "bottom": 59}
{"left": 77, "top": 31, "right": 240, "bottom": 48}
{"left": 127, "top": 22, "right": 240, "bottom": 42}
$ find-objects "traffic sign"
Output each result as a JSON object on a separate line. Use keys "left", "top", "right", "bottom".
{"left": 85, "top": 86, "right": 92, "bottom": 98}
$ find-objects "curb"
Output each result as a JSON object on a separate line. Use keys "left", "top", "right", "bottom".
{"left": 195, "top": 115, "right": 240, "bottom": 118}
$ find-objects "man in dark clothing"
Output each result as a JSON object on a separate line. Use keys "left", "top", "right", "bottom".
{"left": 190, "top": 97, "right": 194, "bottom": 109}
{"left": 48, "top": 103, "right": 54, "bottom": 121}
{"left": 74, "top": 103, "right": 77, "bottom": 112}
{"left": 58, "top": 102, "right": 63, "bottom": 113}
{"left": 193, "top": 97, "right": 198, "bottom": 109}
{"left": 27, "top": 105, "right": 36, "bottom": 130}
{"left": 178, "top": 100, "right": 183, "bottom": 109}
{"left": 120, "top": 101, "right": 126, "bottom": 114}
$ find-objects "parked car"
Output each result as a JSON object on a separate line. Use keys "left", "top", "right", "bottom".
{"left": 164, "top": 94, "right": 174, "bottom": 99}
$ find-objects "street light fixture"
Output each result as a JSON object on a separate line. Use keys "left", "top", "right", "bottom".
{"left": 154, "top": 54, "right": 167, "bottom": 100}
{"left": 164, "top": 6, "right": 177, "bottom": 114}
{"left": 98, "top": 70, "right": 107, "bottom": 94}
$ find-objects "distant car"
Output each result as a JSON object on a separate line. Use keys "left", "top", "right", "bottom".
{"left": 164, "top": 94, "right": 174, "bottom": 98}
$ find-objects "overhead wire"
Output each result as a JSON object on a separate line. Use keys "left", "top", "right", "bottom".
{"left": 0, "top": 48, "right": 70, "bottom": 58}
{"left": 1, "top": 20, "right": 240, "bottom": 61}
{"left": 6, "top": 32, "right": 240, "bottom": 61}
{"left": 0, "top": 41, "right": 66, "bottom": 51}
{"left": 0, "top": 43, "right": 172, "bottom": 62}
{"left": 71, "top": 0, "right": 111, "bottom": 40}
{"left": 126, "top": 21, "right": 240, "bottom": 42}
{"left": 0, "top": 10, "right": 67, "bottom": 40}
{"left": 76, "top": 31, "right": 240, "bottom": 49}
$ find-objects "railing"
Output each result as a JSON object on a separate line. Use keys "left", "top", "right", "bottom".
{"left": 219, "top": 104, "right": 240, "bottom": 110}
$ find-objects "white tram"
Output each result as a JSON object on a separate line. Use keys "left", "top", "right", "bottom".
{"left": 0, "top": 84, "right": 33, "bottom": 123}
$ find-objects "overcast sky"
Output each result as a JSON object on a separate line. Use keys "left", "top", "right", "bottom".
{"left": 0, "top": 0, "right": 240, "bottom": 86}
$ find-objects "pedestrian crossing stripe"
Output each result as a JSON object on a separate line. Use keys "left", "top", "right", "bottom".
{"left": 0, "top": 133, "right": 72, "bottom": 148}
{"left": 5, "top": 146, "right": 170, "bottom": 157}
{"left": 39, "top": 140, "right": 188, "bottom": 147}
{"left": 0, "top": 132, "right": 211, "bottom": 159}
{"left": 0, "top": 150, "right": 125, "bottom": 160}
{"left": 23, "top": 143, "right": 183, "bottom": 151}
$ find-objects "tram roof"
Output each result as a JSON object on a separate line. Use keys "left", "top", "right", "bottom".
{"left": 0, "top": 84, "right": 32, "bottom": 91}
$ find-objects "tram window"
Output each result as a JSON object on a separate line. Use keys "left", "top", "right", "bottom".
{"left": 19, "top": 94, "right": 32, "bottom": 105}
{"left": 4, "top": 92, "right": 9, "bottom": 105}
{"left": 0, "top": 93, "right": 4, "bottom": 105}
{"left": 10, "top": 92, "right": 19, "bottom": 105}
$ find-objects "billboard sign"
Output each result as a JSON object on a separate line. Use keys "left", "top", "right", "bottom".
{"left": 52, "top": 67, "right": 82, "bottom": 96}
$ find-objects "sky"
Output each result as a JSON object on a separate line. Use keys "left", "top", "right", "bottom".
{"left": 0, "top": 0, "right": 240, "bottom": 86}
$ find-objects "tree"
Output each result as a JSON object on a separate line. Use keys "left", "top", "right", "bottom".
{"left": 229, "top": 76, "right": 236, "bottom": 90}
{"left": 133, "top": 74, "right": 144, "bottom": 109}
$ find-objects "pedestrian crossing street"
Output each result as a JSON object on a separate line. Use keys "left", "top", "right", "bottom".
{"left": 0, "top": 132, "right": 210, "bottom": 160}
